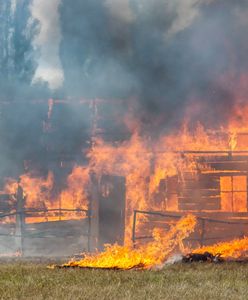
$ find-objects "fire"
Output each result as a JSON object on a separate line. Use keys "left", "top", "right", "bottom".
{"left": 3, "top": 102, "right": 248, "bottom": 235}
{"left": 5, "top": 171, "right": 54, "bottom": 209}
{"left": 86, "top": 123, "right": 230, "bottom": 242}
{"left": 58, "top": 215, "right": 196, "bottom": 270}
{"left": 59, "top": 166, "right": 89, "bottom": 215}
{"left": 193, "top": 237, "right": 248, "bottom": 259}
{"left": 88, "top": 133, "right": 153, "bottom": 242}
{"left": 3, "top": 166, "right": 89, "bottom": 223}
{"left": 3, "top": 78, "right": 248, "bottom": 249}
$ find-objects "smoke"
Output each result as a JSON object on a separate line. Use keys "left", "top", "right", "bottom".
{"left": 166, "top": 0, "right": 202, "bottom": 38}
{"left": 57, "top": 0, "right": 248, "bottom": 133}
{"left": 104, "top": 0, "right": 134, "bottom": 24}
{"left": 1, "top": 0, "right": 248, "bottom": 179}
{"left": 1, "top": 0, "right": 248, "bottom": 257}
{"left": 10, "top": 0, "right": 17, "bottom": 15}
{"left": 132, "top": 0, "right": 204, "bottom": 38}
{"left": 30, "top": 0, "right": 64, "bottom": 90}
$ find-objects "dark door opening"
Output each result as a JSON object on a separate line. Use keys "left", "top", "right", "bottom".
{"left": 98, "top": 175, "right": 126, "bottom": 249}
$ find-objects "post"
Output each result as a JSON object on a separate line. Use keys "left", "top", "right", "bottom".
{"left": 246, "top": 172, "right": 248, "bottom": 212}
{"left": 88, "top": 172, "right": 99, "bottom": 252}
{"left": 200, "top": 219, "right": 205, "bottom": 247}
{"left": 59, "top": 195, "right": 61, "bottom": 221}
{"left": 15, "top": 184, "right": 25, "bottom": 256}
{"left": 132, "top": 210, "right": 137, "bottom": 248}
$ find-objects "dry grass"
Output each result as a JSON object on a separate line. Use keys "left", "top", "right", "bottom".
{"left": 0, "top": 262, "right": 248, "bottom": 300}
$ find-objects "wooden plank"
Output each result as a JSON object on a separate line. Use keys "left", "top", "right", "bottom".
{"left": 178, "top": 201, "right": 221, "bottom": 211}
{"left": 179, "top": 179, "right": 220, "bottom": 190}
{"left": 180, "top": 189, "right": 219, "bottom": 197}
{"left": 25, "top": 219, "right": 88, "bottom": 236}
{"left": 178, "top": 196, "right": 221, "bottom": 203}
{"left": 138, "top": 214, "right": 178, "bottom": 224}
{"left": 198, "top": 177, "right": 220, "bottom": 189}
{"left": 208, "top": 161, "right": 248, "bottom": 171}
{"left": 200, "top": 190, "right": 220, "bottom": 197}
{"left": 204, "top": 224, "right": 246, "bottom": 239}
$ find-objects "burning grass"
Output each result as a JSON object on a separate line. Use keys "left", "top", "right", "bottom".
{"left": 193, "top": 237, "right": 248, "bottom": 259}
{"left": 0, "top": 262, "right": 248, "bottom": 299}
{"left": 50, "top": 215, "right": 248, "bottom": 270}
{"left": 52, "top": 215, "right": 196, "bottom": 270}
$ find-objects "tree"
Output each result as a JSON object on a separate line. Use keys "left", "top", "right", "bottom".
{"left": 0, "top": 0, "right": 37, "bottom": 98}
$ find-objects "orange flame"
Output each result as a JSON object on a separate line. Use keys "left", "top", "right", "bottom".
{"left": 60, "top": 215, "right": 196, "bottom": 269}
{"left": 193, "top": 237, "right": 248, "bottom": 259}
{"left": 3, "top": 166, "right": 89, "bottom": 223}
{"left": 3, "top": 81, "right": 248, "bottom": 247}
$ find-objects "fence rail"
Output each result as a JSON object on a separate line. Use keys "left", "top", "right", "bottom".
{"left": 132, "top": 210, "right": 248, "bottom": 247}
{"left": 0, "top": 207, "right": 91, "bottom": 255}
{"left": 0, "top": 207, "right": 88, "bottom": 219}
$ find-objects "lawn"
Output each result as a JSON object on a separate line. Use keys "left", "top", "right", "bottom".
{"left": 0, "top": 262, "right": 248, "bottom": 300}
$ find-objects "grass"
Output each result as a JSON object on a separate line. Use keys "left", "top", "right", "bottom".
{"left": 0, "top": 262, "right": 248, "bottom": 300}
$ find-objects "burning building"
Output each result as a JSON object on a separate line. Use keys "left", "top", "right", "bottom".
{"left": 1, "top": 0, "right": 248, "bottom": 267}
{"left": 0, "top": 96, "right": 248, "bottom": 260}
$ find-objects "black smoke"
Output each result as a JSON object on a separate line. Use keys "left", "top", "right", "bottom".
{"left": 1, "top": 0, "right": 248, "bottom": 180}
{"left": 59, "top": 0, "right": 248, "bottom": 133}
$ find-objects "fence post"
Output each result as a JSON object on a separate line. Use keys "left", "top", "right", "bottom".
{"left": 87, "top": 205, "right": 91, "bottom": 253}
{"left": 88, "top": 172, "right": 99, "bottom": 252}
{"left": 200, "top": 219, "right": 205, "bottom": 247}
{"left": 132, "top": 210, "right": 137, "bottom": 248}
{"left": 15, "top": 184, "right": 25, "bottom": 256}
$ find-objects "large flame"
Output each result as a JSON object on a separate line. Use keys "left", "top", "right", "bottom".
{"left": 2, "top": 79, "right": 248, "bottom": 245}
{"left": 59, "top": 215, "right": 196, "bottom": 270}
{"left": 3, "top": 166, "right": 89, "bottom": 223}
{"left": 3, "top": 105, "right": 248, "bottom": 233}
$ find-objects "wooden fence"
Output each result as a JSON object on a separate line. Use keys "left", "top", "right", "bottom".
{"left": 132, "top": 210, "right": 248, "bottom": 248}
{"left": 0, "top": 208, "right": 90, "bottom": 256}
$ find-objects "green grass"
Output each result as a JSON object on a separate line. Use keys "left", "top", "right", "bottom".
{"left": 0, "top": 262, "right": 248, "bottom": 300}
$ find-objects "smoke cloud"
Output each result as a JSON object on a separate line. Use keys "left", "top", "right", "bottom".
{"left": 30, "top": 0, "right": 64, "bottom": 89}
{"left": 166, "top": 0, "right": 202, "bottom": 37}
{"left": 1, "top": 0, "right": 248, "bottom": 179}
{"left": 104, "top": 0, "right": 134, "bottom": 24}
{"left": 57, "top": 0, "right": 248, "bottom": 133}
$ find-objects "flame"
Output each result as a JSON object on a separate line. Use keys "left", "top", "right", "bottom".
{"left": 60, "top": 215, "right": 196, "bottom": 270}
{"left": 3, "top": 77, "right": 248, "bottom": 247}
{"left": 86, "top": 124, "right": 228, "bottom": 242}
{"left": 193, "top": 237, "right": 248, "bottom": 259}
{"left": 59, "top": 166, "right": 89, "bottom": 219}
{"left": 3, "top": 107, "right": 248, "bottom": 233}
{"left": 3, "top": 166, "right": 89, "bottom": 223}
{"left": 88, "top": 133, "right": 152, "bottom": 242}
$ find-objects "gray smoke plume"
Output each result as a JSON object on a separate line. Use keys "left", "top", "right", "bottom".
{"left": 30, "top": 0, "right": 64, "bottom": 90}
{"left": 1, "top": 0, "right": 248, "bottom": 257}
{"left": 57, "top": 0, "right": 248, "bottom": 133}
{"left": 1, "top": 0, "right": 248, "bottom": 178}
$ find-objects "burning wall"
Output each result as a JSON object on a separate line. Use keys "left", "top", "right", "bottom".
{"left": 2, "top": 0, "right": 248, "bottom": 262}
{"left": 1, "top": 96, "right": 248, "bottom": 254}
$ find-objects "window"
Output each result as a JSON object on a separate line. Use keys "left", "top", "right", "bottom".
{"left": 220, "top": 176, "right": 247, "bottom": 212}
